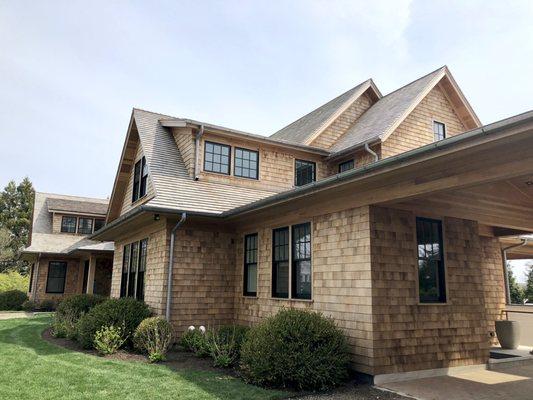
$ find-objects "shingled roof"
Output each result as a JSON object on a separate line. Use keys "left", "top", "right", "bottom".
{"left": 47, "top": 197, "right": 108, "bottom": 216}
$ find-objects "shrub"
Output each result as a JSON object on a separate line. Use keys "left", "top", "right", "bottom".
{"left": 133, "top": 317, "right": 173, "bottom": 362}
{"left": 77, "top": 297, "right": 151, "bottom": 349}
{"left": 181, "top": 327, "right": 210, "bottom": 357}
{"left": 0, "top": 290, "right": 28, "bottom": 310}
{"left": 52, "top": 294, "right": 105, "bottom": 339}
{"left": 39, "top": 299, "right": 56, "bottom": 311}
{"left": 94, "top": 325, "right": 127, "bottom": 355}
{"left": 207, "top": 325, "right": 250, "bottom": 368}
{"left": 240, "top": 309, "right": 350, "bottom": 391}
{"left": 0, "top": 271, "right": 29, "bottom": 293}
{"left": 21, "top": 299, "right": 37, "bottom": 312}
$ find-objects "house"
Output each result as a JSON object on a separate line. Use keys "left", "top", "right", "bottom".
{"left": 23, "top": 192, "right": 114, "bottom": 303}
{"left": 92, "top": 65, "right": 533, "bottom": 381}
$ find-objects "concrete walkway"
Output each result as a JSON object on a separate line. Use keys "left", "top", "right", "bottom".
{"left": 0, "top": 311, "right": 34, "bottom": 320}
{"left": 379, "top": 362, "right": 533, "bottom": 400}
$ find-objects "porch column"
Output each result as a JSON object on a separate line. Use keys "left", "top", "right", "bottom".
{"left": 86, "top": 255, "right": 97, "bottom": 294}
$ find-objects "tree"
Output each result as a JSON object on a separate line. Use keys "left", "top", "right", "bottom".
{"left": 0, "top": 178, "right": 34, "bottom": 274}
{"left": 507, "top": 266, "right": 524, "bottom": 304}
{"left": 524, "top": 262, "right": 533, "bottom": 302}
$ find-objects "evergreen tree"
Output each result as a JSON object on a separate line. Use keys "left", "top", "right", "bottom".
{"left": 524, "top": 263, "right": 533, "bottom": 302}
{"left": 507, "top": 266, "right": 524, "bottom": 304}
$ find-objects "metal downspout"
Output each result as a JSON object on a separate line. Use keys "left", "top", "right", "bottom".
{"left": 502, "top": 238, "right": 529, "bottom": 305}
{"left": 364, "top": 142, "right": 379, "bottom": 162}
{"left": 165, "top": 212, "right": 187, "bottom": 321}
{"left": 194, "top": 125, "right": 204, "bottom": 181}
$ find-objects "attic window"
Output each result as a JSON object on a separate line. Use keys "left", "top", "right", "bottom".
{"left": 338, "top": 159, "right": 355, "bottom": 173}
{"left": 204, "top": 141, "right": 231, "bottom": 175}
{"left": 433, "top": 121, "right": 446, "bottom": 141}
{"left": 295, "top": 160, "right": 316, "bottom": 187}
{"left": 132, "top": 156, "right": 148, "bottom": 203}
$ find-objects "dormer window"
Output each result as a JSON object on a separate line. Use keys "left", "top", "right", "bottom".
{"left": 295, "top": 160, "right": 316, "bottom": 187}
{"left": 204, "top": 141, "right": 231, "bottom": 175}
{"left": 234, "top": 147, "right": 259, "bottom": 179}
{"left": 433, "top": 121, "right": 446, "bottom": 141}
{"left": 132, "top": 156, "right": 148, "bottom": 202}
{"left": 78, "top": 218, "right": 93, "bottom": 234}
{"left": 61, "top": 216, "right": 77, "bottom": 233}
{"left": 338, "top": 159, "right": 355, "bottom": 173}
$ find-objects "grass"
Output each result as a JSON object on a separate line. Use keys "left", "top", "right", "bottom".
{"left": 0, "top": 315, "right": 287, "bottom": 400}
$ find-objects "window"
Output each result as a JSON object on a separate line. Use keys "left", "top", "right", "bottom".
{"left": 28, "top": 264, "right": 34, "bottom": 292}
{"left": 235, "top": 148, "right": 259, "bottom": 179}
{"left": 204, "top": 141, "right": 231, "bottom": 175}
{"left": 120, "top": 239, "right": 147, "bottom": 300}
{"left": 292, "top": 223, "right": 312, "bottom": 299}
{"left": 338, "top": 159, "right": 354, "bottom": 173}
{"left": 433, "top": 121, "right": 446, "bottom": 141}
{"left": 82, "top": 260, "right": 89, "bottom": 294}
{"left": 94, "top": 219, "right": 105, "bottom": 232}
{"left": 78, "top": 218, "right": 93, "bottom": 234}
{"left": 416, "top": 217, "right": 446, "bottom": 303}
{"left": 243, "top": 234, "right": 258, "bottom": 296}
{"left": 46, "top": 261, "right": 67, "bottom": 293}
{"left": 272, "top": 227, "right": 289, "bottom": 298}
{"left": 295, "top": 160, "right": 316, "bottom": 186}
{"left": 132, "top": 156, "right": 147, "bottom": 202}
{"left": 61, "top": 216, "right": 77, "bottom": 233}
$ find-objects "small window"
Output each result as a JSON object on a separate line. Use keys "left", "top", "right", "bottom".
{"left": 28, "top": 264, "right": 34, "bottom": 292}
{"left": 137, "top": 239, "right": 148, "bottom": 301}
{"left": 417, "top": 217, "right": 446, "bottom": 303}
{"left": 295, "top": 160, "right": 316, "bottom": 187}
{"left": 120, "top": 239, "right": 148, "bottom": 300}
{"left": 243, "top": 234, "right": 258, "bottom": 296}
{"left": 204, "top": 141, "right": 231, "bottom": 175}
{"left": 128, "top": 242, "right": 139, "bottom": 297}
{"left": 61, "top": 216, "right": 77, "bottom": 233}
{"left": 433, "top": 121, "right": 446, "bottom": 141}
{"left": 292, "top": 223, "right": 312, "bottom": 299}
{"left": 338, "top": 159, "right": 355, "bottom": 173}
{"left": 94, "top": 219, "right": 105, "bottom": 232}
{"left": 132, "top": 156, "right": 147, "bottom": 202}
{"left": 272, "top": 227, "right": 289, "bottom": 298}
{"left": 120, "top": 244, "right": 131, "bottom": 298}
{"left": 46, "top": 261, "right": 67, "bottom": 293}
{"left": 77, "top": 218, "right": 93, "bottom": 234}
{"left": 235, "top": 148, "right": 259, "bottom": 179}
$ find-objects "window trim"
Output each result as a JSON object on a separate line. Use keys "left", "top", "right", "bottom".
{"left": 294, "top": 159, "right": 316, "bottom": 187}
{"left": 272, "top": 227, "right": 290, "bottom": 299}
{"left": 433, "top": 120, "right": 446, "bottom": 141}
{"left": 120, "top": 239, "right": 148, "bottom": 300}
{"left": 291, "top": 222, "right": 312, "bottom": 300}
{"left": 45, "top": 261, "right": 67, "bottom": 294}
{"left": 415, "top": 216, "right": 447, "bottom": 304}
{"left": 338, "top": 159, "right": 355, "bottom": 173}
{"left": 28, "top": 263, "right": 34, "bottom": 292}
{"left": 243, "top": 233, "right": 258, "bottom": 297}
{"left": 203, "top": 140, "right": 231, "bottom": 175}
{"left": 60, "top": 216, "right": 77, "bottom": 234}
{"left": 77, "top": 217, "right": 94, "bottom": 235}
{"left": 132, "top": 156, "right": 147, "bottom": 203}
{"left": 234, "top": 147, "right": 259, "bottom": 180}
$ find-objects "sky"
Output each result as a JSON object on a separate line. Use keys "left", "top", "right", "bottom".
{"left": 1, "top": 1, "right": 532, "bottom": 274}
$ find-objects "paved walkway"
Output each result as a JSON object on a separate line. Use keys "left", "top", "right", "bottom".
{"left": 0, "top": 311, "right": 34, "bottom": 320}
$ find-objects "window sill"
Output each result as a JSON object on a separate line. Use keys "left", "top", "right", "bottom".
{"left": 417, "top": 302, "right": 449, "bottom": 306}
{"left": 242, "top": 294, "right": 257, "bottom": 299}
{"left": 270, "top": 297, "right": 313, "bottom": 303}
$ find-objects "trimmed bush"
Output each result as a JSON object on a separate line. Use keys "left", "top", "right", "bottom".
{"left": 133, "top": 317, "right": 173, "bottom": 362}
{"left": 207, "top": 325, "right": 249, "bottom": 368}
{"left": 181, "top": 327, "right": 210, "bottom": 357}
{"left": 39, "top": 299, "right": 56, "bottom": 311}
{"left": 94, "top": 325, "right": 127, "bottom": 355}
{"left": 52, "top": 294, "right": 105, "bottom": 339}
{"left": 77, "top": 297, "right": 151, "bottom": 349}
{"left": 240, "top": 309, "right": 350, "bottom": 390}
{"left": 0, "top": 290, "right": 28, "bottom": 310}
{"left": 21, "top": 299, "right": 37, "bottom": 312}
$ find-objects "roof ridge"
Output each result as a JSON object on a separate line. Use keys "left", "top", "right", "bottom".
{"left": 133, "top": 107, "right": 179, "bottom": 120}
{"left": 36, "top": 192, "right": 109, "bottom": 202}
{"left": 378, "top": 65, "right": 446, "bottom": 100}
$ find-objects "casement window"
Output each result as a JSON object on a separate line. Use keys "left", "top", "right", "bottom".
{"left": 243, "top": 233, "right": 258, "bottom": 296}
{"left": 295, "top": 160, "right": 316, "bottom": 187}
{"left": 120, "top": 239, "right": 148, "bottom": 300}
{"left": 132, "top": 156, "right": 148, "bottom": 203}
{"left": 28, "top": 264, "right": 34, "bottom": 292}
{"left": 77, "top": 218, "right": 94, "bottom": 235}
{"left": 204, "top": 141, "right": 231, "bottom": 175}
{"left": 234, "top": 148, "right": 259, "bottom": 179}
{"left": 433, "top": 121, "right": 446, "bottom": 141}
{"left": 338, "top": 159, "right": 355, "bottom": 173}
{"left": 61, "top": 216, "right": 77, "bottom": 233}
{"left": 272, "top": 222, "right": 312, "bottom": 299}
{"left": 46, "top": 261, "right": 67, "bottom": 293}
{"left": 94, "top": 219, "right": 105, "bottom": 232}
{"left": 416, "top": 217, "right": 446, "bottom": 303}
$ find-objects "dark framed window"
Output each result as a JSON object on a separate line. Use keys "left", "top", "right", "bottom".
{"left": 272, "top": 227, "right": 289, "bottom": 298}
{"left": 204, "top": 141, "right": 231, "bottom": 175}
{"left": 295, "top": 160, "right": 316, "bottom": 186}
{"left": 128, "top": 242, "right": 139, "bottom": 297}
{"left": 120, "top": 244, "right": 131, "bottom": 297}
{"left": 132, "top": 156, "right": 147, "bottom": 202}
{"left": 28, "top": 264, "right": 34, "bottom": 292}
{"left": 235, "top": 147, "right": 259, "bottom": 179}
{"left": 61, "top": 216, "right": 77, "bottom": 233}
{"left": 94, "top": 219, "right": 105, "bottom": 232}
{"left": 78, "top": 218, "right": 93, "bottom": 234}
{"left": 243, "top": 233, "right": 258, "bottom": 296}
{"left": 338, "top": 159, "right": 355, "bottom": 173}
{"left": 417, "top": 217, "right": 446, "bottom": 303}
{"left": 46, "top": 261, "right": 67, "bottom": 293}
{"left": 433, "top": 121, "right": 446, "bottom": 141}
{"left": 82, "top": 260, "right": 89, "bottom": 294}
{"left": 292, "top": 223, "right": 312, "bottom": 299}
{"left": 137, "top": 239, "right": 147, "bottom": 301}
{"left": 120, "top": 239, "right": 148, "bottom": 300}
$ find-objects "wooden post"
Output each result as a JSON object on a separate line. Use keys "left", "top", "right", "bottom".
{"left": 87, "top": 256, "right": 96, "bottom": 294}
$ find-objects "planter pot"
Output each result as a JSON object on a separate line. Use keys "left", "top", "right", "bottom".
{"left": 495, "top": 320, "right": 521, "bottom": 349}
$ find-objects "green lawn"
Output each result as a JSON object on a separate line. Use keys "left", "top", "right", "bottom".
{"left": 0, "top": 315, "right": 287, "bottom": 400}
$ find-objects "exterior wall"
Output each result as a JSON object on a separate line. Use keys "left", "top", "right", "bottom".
{"left": 32, "top": 256, "right": 83, "bottom": 303}
{"left": 369, "top": 206, "right": 505, "bottom": 375}
{"left": 51, "top": 212, "right": 105, "bottom": 235}
{"left": 311, "top": 93, "right": 374, "bottom": 150}
{"left": 381, "top": 85, "right": 466, "bottom": 158}
{"left": 172, "top": 127, "right": 195, "bottom": 178}
{"left": 326, "top": 144, "right": 382, "bottom": 176}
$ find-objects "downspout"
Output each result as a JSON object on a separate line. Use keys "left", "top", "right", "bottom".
{"left": 502, "top": 238, "right": 529, "bottom": 305}
{"left": 194, "top": 125, "right": 204, "bottom": 180}
{"left": 165, "top": 212, "right": 187, "bottom": 321}
{"left": 364, "top": 142, "right": 379, "bottom": 162}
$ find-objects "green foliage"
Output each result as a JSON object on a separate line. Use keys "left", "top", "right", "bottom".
{"left": 240, "top": 309, "right": 350, "bottom": 391}
{"left": 207, "top": 325, "right": 250, "bottom": 368}
{"left": 0, "top": 271, "right": 29, "bottom": 292}
{"left": 181, "top": 328, "right": 210, "bottom": 357}
{"left": 77, "top": 297, "right": 151, "bottom": 349}
{"left": 133, "top": 317, "right": 173, "bottom": 362}
{"left": 0, "top": 289, "right": 28, "bottom": 310}
{"left": 94, "top": 324, "right": 128, "bottom": 355}
{"left": 39, "top": 299, "right": 56, "bottom": 311}
{"left": 0, "top": 178, "right": 34, "bottom": 274}
{"left": 524, "top": 263, "right": 533, "bottom": 302}
{"left": 507, "top": 267, "right": 525, "bottom": 304}
{"left": 52, "top": 294, "right": 106, "bottom": 339}
{"left": 21, "top": 300, "right": 37, "bottom": 311}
